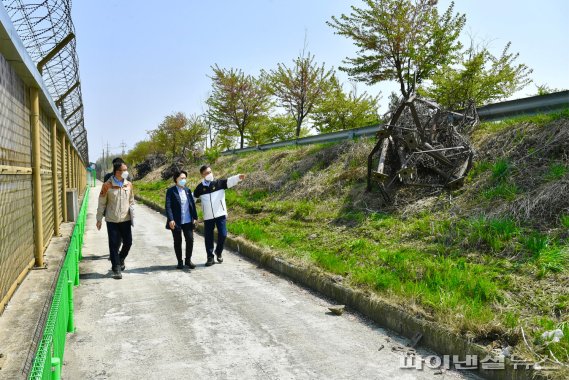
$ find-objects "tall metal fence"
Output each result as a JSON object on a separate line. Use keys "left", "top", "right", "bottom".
{"left": 0, "top": 4, "right": 87, "bottom": 312}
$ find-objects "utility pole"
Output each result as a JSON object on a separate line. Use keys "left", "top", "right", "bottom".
{"left": 120, "top": 140, "right": 127, "bottom": 156}
{"left": 106, "top": 141, "right": 110, "bottom": 172}
{"left": 101, "top": 147, "right": 105, "bottom": 180}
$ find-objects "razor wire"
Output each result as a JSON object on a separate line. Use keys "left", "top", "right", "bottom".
{"left": 2, "top": 0, "right": 88, "bottom": 162}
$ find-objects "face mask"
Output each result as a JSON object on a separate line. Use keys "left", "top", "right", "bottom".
{"left": 178, "top": 179, "right": 187, "bottom": 187}
{"left": 121, "top": 171, "right": 129, "bottom": 180}
{"left": 205, "top": 173, "right": 214, "bottom": 182}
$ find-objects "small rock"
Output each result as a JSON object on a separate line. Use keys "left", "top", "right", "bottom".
{"left": 331, "top": 275, "right": 343, "bottom": 283}
{"left": 541, "top": 329, "right": 564, "bottom": 343}
{"left": 501, "top": 346, "right": 513, "bottom": 357}
{"left": 378, "top": 344, "right": 384, "bottom": 351}
{"left": 308, "top": 234, "right": 317, "bottom": 240}
{"left": 328, "top": 305, "right": 345, "bottom": 315}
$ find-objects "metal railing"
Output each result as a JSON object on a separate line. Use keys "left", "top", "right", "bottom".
{"left": 28, "top": 187, "right": 89, "bottom": 380}
{"left": 222, "top": 91, "right": 569, "bottom": 155}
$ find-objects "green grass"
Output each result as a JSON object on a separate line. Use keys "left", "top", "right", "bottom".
{"left": 482, "top": 182, "right": 519, "bottom": 201}
{"left": 561, "top": 214, "right": 569, "bottom": 228}
{"left": 135, "top": 180, "right": 170, "bottom": 204}
{"left": 475, "top": 108, "right": 569, "bottom": 136}
{"left": 546, "top": 163, "right": 569, "bottom": 181}
{"left": 133, "top": 114, "right": 569, "bottom": 366}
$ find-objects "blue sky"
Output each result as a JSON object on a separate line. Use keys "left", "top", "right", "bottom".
{"left": 71, "top": 1, "right": 569, "bottom": 161}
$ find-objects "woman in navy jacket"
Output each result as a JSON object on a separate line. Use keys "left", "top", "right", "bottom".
{"left": 165, "top": 170, "right": 198, "bottom": 269}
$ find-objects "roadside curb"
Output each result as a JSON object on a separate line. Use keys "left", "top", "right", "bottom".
{"left": 135, "top": 194, "right": 548, "bottom": 380}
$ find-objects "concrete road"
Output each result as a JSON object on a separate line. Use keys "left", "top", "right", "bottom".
{"left": 63, "top": 184, "right": 479, "bottom": 380}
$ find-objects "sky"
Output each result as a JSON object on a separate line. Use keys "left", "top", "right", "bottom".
{"left": 70, "top": 0, "right": 569, "bottom": 162}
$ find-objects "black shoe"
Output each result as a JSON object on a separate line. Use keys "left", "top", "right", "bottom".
{"left": 185, "top": 259, "right": 196, "bottom": 269}
{"left": 176, "top": 260, "right": 184, "bottom": 269}
{"left": 216, "top": 253, "right": 223, "bottom": 263}
{"left": 205, "top": 257, "right": 215, "bottom": 267}
{"left": 120, "top": 259, "right": 125, "bottom": 271}
{"left": 112, "top": 268, "right": 122, "bottom": 279}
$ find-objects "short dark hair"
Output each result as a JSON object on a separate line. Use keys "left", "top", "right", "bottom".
{"left": 199, "top": 165, "right": 210, "bottom": 174}
{"left": 113, "top": 161, "right": 126, "bottom": 174}
{"left": 112, "top": 157, "right": 124, "bottom": 165}
{"left": 173, "top": 170, "right": 188, "bottom": 182}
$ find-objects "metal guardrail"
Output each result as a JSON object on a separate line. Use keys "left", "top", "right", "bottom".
{"left": 222, "top": 91, "right": 569, "bottom": 155}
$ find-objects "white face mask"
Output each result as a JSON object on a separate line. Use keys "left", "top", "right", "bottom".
{"left": 121, "top": 171, "right": 129, "bottom": 180}
{"left": 205, "top": 173, "right": 214, "bottom": 182}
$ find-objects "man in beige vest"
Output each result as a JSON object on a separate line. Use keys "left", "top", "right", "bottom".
{"left": 96, "top": 161, "right": 134, "bottom": 279}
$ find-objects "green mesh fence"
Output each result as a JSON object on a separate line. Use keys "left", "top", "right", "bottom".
{"left": 28, "top": 186, "right": 89, "bottom": 380}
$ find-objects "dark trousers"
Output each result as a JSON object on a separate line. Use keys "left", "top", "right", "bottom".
{"left": 204, "top": 216, "right": 227, "bottom": 259}
{"left": 171, "top": 223, "right": 194, "bottom": 262}
{"left": 106, "top": 221, "right": 132, "bottom": 268}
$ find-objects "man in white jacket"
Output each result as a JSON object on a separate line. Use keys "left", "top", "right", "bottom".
{"left": 193, "top": 165, "right": 245, "bottom": 266}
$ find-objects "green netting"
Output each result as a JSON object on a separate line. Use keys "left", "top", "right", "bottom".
{"left": 28, "top": 186, "right": 89, "bottom": 380}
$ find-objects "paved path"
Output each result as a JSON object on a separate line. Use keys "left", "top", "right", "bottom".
{"left": 63, "top": 183, "right": 479, "bottom": 380}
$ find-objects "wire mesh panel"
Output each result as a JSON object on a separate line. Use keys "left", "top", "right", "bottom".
{"left": 39, "top": 110, "right": 54, "bottom": 244}
{"left": 0, "top": 51, "right": 34, "bottom": 304}
{"left": 56, "top": 136, "right": 63, "bottom": 223}
{"left": 0, "top": 174, "right": 34, "bottom": 303}
{"left": 0, "top": 54, "right": 31, "bottom": 167}
{"left": 39, "top": 111, "right": 51, "bottom": 170}
{"left": 41, "top": 173, "right": 54, "bottom": 246}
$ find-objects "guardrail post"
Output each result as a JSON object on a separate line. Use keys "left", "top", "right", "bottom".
{"left": 74, "top": 239, "right": 80, "bottom": 286}
{"left": 67, "top": 280, "right": 75, "bottom": 332}
{"left": 30, "top": 87, "right": 45, "bottom": 268}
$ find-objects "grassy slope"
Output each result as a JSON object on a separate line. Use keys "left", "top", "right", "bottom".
{"left": 136, "top": 110, "right": 569, "bottom": 369}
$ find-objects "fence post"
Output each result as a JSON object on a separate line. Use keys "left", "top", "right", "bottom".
{"left": 67, "top": 280, "right": 75, "bottom": 332}
{"left": 51, "top": 119, "right": 61, "bottom": 236}
{"left": 51, "top": 357, "right": 61, "bottom": 380}
{"left": 30, "top": 87, "right": 44, "bottom": 268}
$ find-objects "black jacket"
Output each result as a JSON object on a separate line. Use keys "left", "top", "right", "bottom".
{"left": 165, "top": 186, "right": 198, "bottom": 230}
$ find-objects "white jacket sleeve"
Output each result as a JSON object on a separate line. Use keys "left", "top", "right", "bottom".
{"left": 227, "top": 174, "right": 242, "bottom": 189}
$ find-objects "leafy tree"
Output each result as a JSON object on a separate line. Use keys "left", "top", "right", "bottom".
{"left": 247, "top": 114, "right": 306, "bottom": 145}
{"left": 124, "top": 140, "right": 158, "bottom": 166}
{"left": 328, "top": 0, "right": 466, "bottom": 98}
{"left": 206, "top": 65, "right": 272, "bottom": 149}
{"left": 535, "top": 83, "right": 562, "bottom": 96}
{"left": 421, "top": 42, "right": 533, "bottom": 109}
{"left": 148, "top": 112, "right": 207, "bottom": 159}
{"left": 263, "top": 52, "right": 334, "bottom": 137}
{"left": 313, "top": 76, "right": 380, "bottom": 133}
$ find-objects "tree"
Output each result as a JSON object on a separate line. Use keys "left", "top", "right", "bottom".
{"left": 313, "top": 76, "right": 380, "bottom": 133}
{"left": 248, "top": 114, "right": 308, "bottom": 145}
{"left": 264, "top": 52, "right": 334, "bottom": 137}
{"left": 328, "top": 0, "right": 466, "bottom": 98}
{"left": 535, "top": 83, "right": 562, "bottom": 96}
{"left": 148, "top": 112, "right": 207, "bottom": 159}
{"left": 421, "top": 42, "right": 533, "bottom": 109}
{"left": 124, "top": 140, "right": 158, "bottom": 166}
{"left": 206, "top": 65, "right": 272, "bottom": 149}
